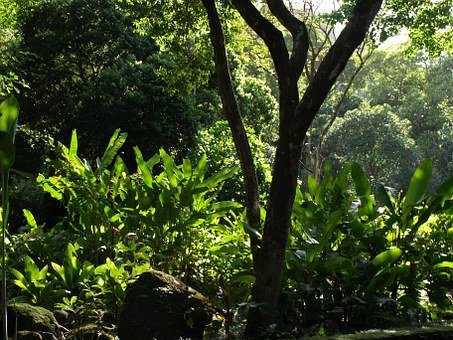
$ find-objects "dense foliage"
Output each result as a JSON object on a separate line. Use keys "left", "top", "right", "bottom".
{"left": 0, "top": 0, "right": 452, "bottom": 338}
{"left": 5, "top": 130, "right": 452, "bottom": 338}
{"left": 16, "top": 0, "right": 198, "bottom": 161}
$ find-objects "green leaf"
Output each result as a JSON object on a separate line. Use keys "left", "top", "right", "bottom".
{"left": 447, "top": 227, "right": 453, "bottom": 239}
{"left": 403, "top": 159, "right": 432, "bottom": 212}
{"left": 317, "top": 210, "right": 343, "bottom": 254}
{"left": 436, "top": 175, "right": 453, "bottom": 198}
{"left": 23, "top": 209, "right": 37, "bottom": 229}
{"left": 10, "top": 268, "right": 25, "bottom": 281}
{"left": 13, "top": 279, "right": 27, "bottom": 291}
{"left": 113, "top": 156, "right": 127, "bottom": 176}
{"left": 0, "top": 95, "right": 19, "bottom": 137}
{"left": 351, "top": 163, "right": 371, "bottom": 196}
{"left": 37, "top": 175, "right": 63, "bottom": 200}
{"left": 433, "top": 261, "right": 453, "bottom": 270}
{"left": 182, "top": 159, "right": 192, "bottom": 179}
{"left": 100, "top": 129, "right": 127, "bottom": 170}
{"left": 134, "top": 147, "right": 153, "bottom": 188}
{"left": 0, "top": 132, "right": 15, "bottom": 171}
{"left": 196, "top": 167, "right": 238, "bottom": 190}
{"left": 51, "top": 262, "right": 65, "bottom": 283}
{"left": 211, "top": 201, "right": 242, "bottom": 211}
{"left": 371, "top": 247, "right": 402, "bottom": 267}
{"left": 351, "top": 163, "right": 374, "bottom": 216}
{"left": 307, "top": 176, "right": 318, "bottom": 198}
{"left": 66, "top": 243, "right": 79, "bottom": 271}
{"left": 194, "top": 154, "right": 207, "bottom": 179}
{"left": 145, "top": 153, "right": 160, "bottom": 171}
{"left": 24, "top": 256, "right": 39, "bottom": 277}
{"left": 69, "top": 130, "right": 78, "bottom": 156}
{"left": 368, "top": 265, "right": 407, "bottom": 292}
{"left": 160, "top": 149, "right": 179, "bottom": 187}
{"left": 38, "top": 265, "right": 48, "bottom": 280}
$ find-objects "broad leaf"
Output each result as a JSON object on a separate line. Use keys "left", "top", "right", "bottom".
{"left": 351, "top": 163, "right": 371, "bottom": 197}
{"left": 194, "top": 154, "right": 207, "bottom": 179}
{"left": 371, "top": 247, "right": 402, "bottom": 267}
{"left": 23, "top": 209, "right": 37, "bottom": 229}
{"left": 134, "top": 147, "right": 153, "bottom": 188}
{"left": 351, "top": 163, "right": 374, "bottom": 216}
{"left": 0, "top": 95, "right": 19, "bottom": 137}
{"left": 0, "top": 133, "right": 15, "bottom": 171}
{"left": 69, "top": 130, "right": 78, "bottom": 156}
{"left": 100, "top": 129, "right": 127, "bottom": 170}
{"left": 403, "top": 159, "right": 432, "bottom": 213}
{"left": 182, "top": 159, "right": 192, "bottom": 179}
{"left": 436, "top": 175, "right": 453, "bottom": 198}
{"left": 433, "top": 261, "right": 453, "bottom": 270}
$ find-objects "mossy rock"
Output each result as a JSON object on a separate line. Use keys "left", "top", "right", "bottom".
{"left": 118, "top": 269, "right": 214, "bottom": 340}
{"left": 305, "top": 325, "right": 453, "bottom": 340}
{"left": 7, "top": 303, "right": 58, "bottom": 339}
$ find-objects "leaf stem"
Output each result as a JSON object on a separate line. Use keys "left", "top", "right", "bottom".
{"left": 2, "top": 170, "right": 9, "bottom": 339}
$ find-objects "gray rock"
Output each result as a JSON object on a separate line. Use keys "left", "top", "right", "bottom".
{"left": 118, "top": 269, "right": 213, "bottom": 340}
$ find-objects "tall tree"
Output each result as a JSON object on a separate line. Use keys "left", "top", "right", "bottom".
{"left": 17, "top": 0, "right": 197, "bottom": 162}
{"left": 201, "top": 0, "right": 383, "bottom": 335}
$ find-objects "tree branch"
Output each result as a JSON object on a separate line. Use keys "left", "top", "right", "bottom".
{"left": 265, "top": 0, "right": 309, "bottom": 81}
{"left": 294, "top": 0, "right": 383, "bottom": 135}
{"left": 201, "top": 0, "right": 261, "bottom": 261}
{"left": 265, "top": 0, "right": 301, "bottom": 35}
{"left": 230, "top": 0, "right": 290, "bottom": 81}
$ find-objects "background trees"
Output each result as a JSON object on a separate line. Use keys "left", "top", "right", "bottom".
{"left": 16, "top": 0, "right": 198, "bottom": 162}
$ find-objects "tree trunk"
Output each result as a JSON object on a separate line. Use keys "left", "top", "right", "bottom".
{"left": 202, "top": 0, "right": 384, "bottom": 336}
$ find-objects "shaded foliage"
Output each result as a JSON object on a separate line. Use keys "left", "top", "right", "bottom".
{"left": 17, "top": 0, "right": 197, "bottom": 162}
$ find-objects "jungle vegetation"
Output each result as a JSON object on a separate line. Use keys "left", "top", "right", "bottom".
{"left": 0, "top": 0, "right": 452, "bottom": 338}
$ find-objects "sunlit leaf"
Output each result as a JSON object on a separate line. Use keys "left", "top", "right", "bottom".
{"left": 182, "top": 159, "right": 192, "bottom": 179}
{"left": 0, "top": 95, "right": 19, "bottom": 137}
{"left": 448, "top": 227, "right": 453, "bottom": 239}
{"left": 194, "top": 154, "right": 207, "bottom": 179}
{"left": 69, "top": 130, "right": 78, "bottom": 156}
{"left": 351, "top": 163, "right": 374, "bottom": 216}
{"left": 403, "top": 159, "right": 432, "bottom": 212}
{"left": 23, "top": 209, "right": 37, "bottom": 229}
{"left": 371, "top": 247, "right": 402, "bottom": 267}
{"left": 134, "top": 147, "right": 153, "bottom": 188}
{"left": 307, "top": 176, "right": 318, "bottom": 198}
{"left": 434, "top": 261, "right": 453, "bottom": 270}
{"left": 100, "top": 129, "right": 127, "bottom": 170}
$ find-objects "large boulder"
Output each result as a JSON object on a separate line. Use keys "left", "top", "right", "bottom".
{"left": 118, "top": 269, "right": 214, "bottom": 340}
{"left": 7, "top": 303, "right": 58, "bottom": 339}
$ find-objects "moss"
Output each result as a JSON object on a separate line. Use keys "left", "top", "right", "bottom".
{"left": 305, "top": 325, "right": 453, "bottom": 340}
{"left": 8, "top": 302, "right": 57, "bottom": 335}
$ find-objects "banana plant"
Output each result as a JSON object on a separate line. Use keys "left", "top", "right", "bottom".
{"left": 0, "top": 95, "right": 19, "bottom": 338}
{"left": 370, "top": 160, "right": 453, "bottom": 311}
